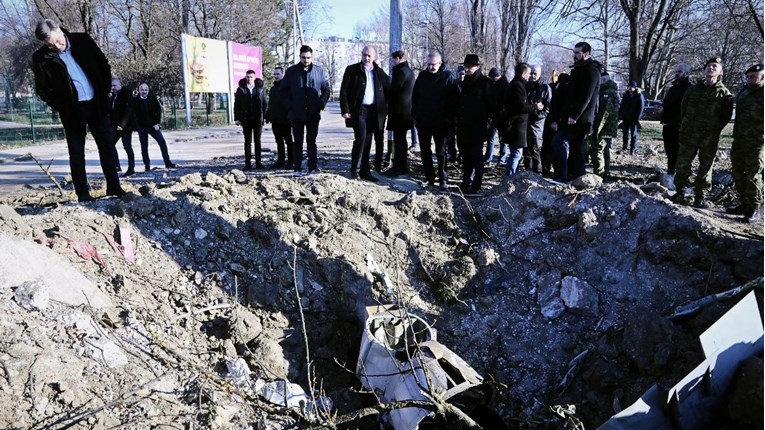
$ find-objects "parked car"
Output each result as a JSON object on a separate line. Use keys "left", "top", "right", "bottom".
{"left": 642, "top": 99, "right": 662, "bottom": 121}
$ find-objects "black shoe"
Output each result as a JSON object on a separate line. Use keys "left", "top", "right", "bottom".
{"left": 439, "top": 182, "right": 448, "bottom": 191}
{"left": 744, "top": 205, "right": 763, "bottom": 223}
{"left": 350, "top": 171, "right": 359, "bottom": 180}
{"left": 255, "top": 163, "right": 265, "bottom": 170}
{"left": 165, "top": 162, "right": 177, "bottom": 169}
{"left": 359, "top": 172, "right": 379, "bottom": 182}
{"left": 384, "top": 169, "right": 405, "bottom": 177}
{"left": 671, "top": 192, "right": 687, "bottom": 205}
{"left": 467, "top": 185, "right": 481, "bottom": 194}
{"left": 78, "top": 194, "right": 96, "bottom": 203}
{"left": 726, "top": 204, "right": 748, "bottom": 215}
{"left": 692, "top": 195, "right": 710, "bottom": 209}
{"left": 107, "top": 188, "right": 127, "bottom": 198}
{"left": 243, "top": 165, "right": 253, "bottom": 171}
{"left": 459, "top": 183, "right": 472, "bottom": 193}
{"left": 123, "top": 169, "right": 135, "bottom": 177}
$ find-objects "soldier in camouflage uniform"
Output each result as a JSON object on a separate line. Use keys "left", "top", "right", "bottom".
{"left": 590, "top": 72, "right": 619, "bottom": 176}
{"left": 727, "top": 63, "right": 764, "bottom": 223}
{"left": 672, "top": 57, "right": 734, "bottom": 208}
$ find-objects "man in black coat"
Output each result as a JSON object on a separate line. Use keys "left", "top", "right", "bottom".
{"left": 618, "top": 81, "right": 645, "bottom": 155}
{"left": 503, "top": 63, "right": 542, "bottom": 175}
{"left": 385, "top": 50, "right": 415, "bottom": 176}
{"left": 659, "top": 64, "right": 691, "bottom": 174}
{"left": 234, "top": 70, "right": 268, "bottom": 170}
{"left": 550, "top": 42, "right": 601, "bottom": 182}
{"left": 110, "top": 77, "right": 137, "bottom": 176}
{"left": 525, "top": 65, "right": 552, "bottom": 173}
{"left": 134, "top": 83, "right": 176, "bottom": 171}
{"left": 340, "top": 46, "right": 390, "bottom": 181}
{"left": 280, "top": 45, "right": 331, "bottom": 175}
{"left": 266, "top": 66, "right": 293, "bottom": 168}
{"left": 412, "top": 52, "right": 459, "bottom": 189}
{"left": 456, "top": 54, "right": 496, "bottom": 193}
{"left": 32, "top": 19, "right": 125, "bottom": 202}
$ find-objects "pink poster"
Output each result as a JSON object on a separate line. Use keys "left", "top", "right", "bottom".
{"left": 230, "top": 42, "right": 262, "bottom": 94}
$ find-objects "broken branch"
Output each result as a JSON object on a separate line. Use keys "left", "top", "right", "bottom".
{"left": 28, "top": 153, "right": 64, "bottom": 197}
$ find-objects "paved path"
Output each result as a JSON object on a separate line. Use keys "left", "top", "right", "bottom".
{"left": 0, "top": 102, "right": 374, "bottom": 194}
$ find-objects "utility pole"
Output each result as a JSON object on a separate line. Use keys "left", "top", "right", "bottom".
{"left": 389, "top": 0, "right": 403, "bottom": 71}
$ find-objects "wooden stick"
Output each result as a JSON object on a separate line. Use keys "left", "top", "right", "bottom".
{"left": 28, "top": 153, "right": 64, "bottom": 197}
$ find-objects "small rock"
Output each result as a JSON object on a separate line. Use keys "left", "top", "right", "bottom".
{"left": 205, "top": 172, "right": 224, "bottom": 187}
{"left": 230, "top": 169, "right": 247, "bottom": 184}
{"left": 13, "top": 280, "right": 49, "bottom": 311}
{"left": 560, "top": 276, "right": 599, "bottom": 315}
{"left": 640, "top": 183, "right": 668, "bottom": 194}
{"left": 659, "top": 173, "right": 676, "bottom": 191}
{"left": 195, "top": 228, "right": 208, "bottom": 240}
{"left": 570, "top": 173, "right": 603, "bottom": 190}
{"left": 475, "top": 247, "right": 498, "bottom": 267}
{"left": 541, "top": 298, "right": 565, "bottom": 319}
{"left": 577, "top": 209, "right": 599, "bottom": 239}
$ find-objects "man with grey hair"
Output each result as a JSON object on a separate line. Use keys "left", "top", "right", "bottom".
{"left": 659, "top": 63, "right": 691, "bottom": 175}
{"left": 525, "top": 64, "right": 551, "bottom": 173}
{"left": 32, "top": 19, "right": 125, "bottom": 202}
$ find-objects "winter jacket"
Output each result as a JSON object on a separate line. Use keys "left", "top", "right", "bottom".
{"left": 110, "top": 86, "right": 136, "bottom": 131}
{"left": 234, "top": 79, "right": 268, "bottom": 126}
{"left": 456, "top": 69, "right": 496, "bottom": 142}
{"left": 266, "top": 80, "right": 290, "bottom": 125}
{"left": 503, "top": 77, "right": 537, "bottom": 148}
{"left": 526, "top": 80, "right": 552, "bottom": 139}
{"left": 595, "top": 79, "right": 619, "bottom": 138}
{"left": 660, "top": 77, "right": 691, "bottom": 126}
{"left": 386, "top": 61, "right": 415, "bottom": 130}
{"left": 618, "top": 89, "right": 645, "bottom": 126}
{"left": 134, "top": 94, "right": 163, "bottom": 128}
{"left": 279, "top": 63, "right": 331, "bottom": 123}
{"left": 32, "top": 30, "right": 112, "bottom": 128}
{"left": 339, "top": 62, "right": 390, "bottom": 129}
{"left": 412, "top": 64, "right": 459, "bottom": 130}
{"left": 679, "top": 79, "right": 733, "bottom": 145}
{"left": 563, "top": 57, "right": 601, "bottom": 134}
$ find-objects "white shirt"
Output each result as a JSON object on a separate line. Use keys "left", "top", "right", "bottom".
{"left": 58, "top": 36, "right": 95, "bottom": 102}
{"left": 362, "top": 66, "right": 375, "bottom": 105}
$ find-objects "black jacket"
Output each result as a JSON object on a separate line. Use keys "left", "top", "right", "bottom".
{"left": 266, "top": 80, "right": 289, "bottom": 125}
{"left": 526, "top": 80, "right": 552, "bottom": 139}
{"left": 234, "top": 79, "right": 268, "bottom": 126}
{"left": 32, "top": 30, "right": 112, "bottom": 128}
{"left": 412, "top": 64, "right": 459, "bottom": 130}
{"left": 618, "top": 89, "right": 645, "bottom": 126}
{"left": 340, "top": 62, "right": 390, "bottom": 129}
{"left": 660, "top": 77, "right": 690, "bottom": 126}
{"left": 563, "top": 58, "right": 601, "bottom": 133}
{"left": 134, "top": 94, "right": 163, "bottom": 128}
{"left": 110, "top": 86, "right": 136, "bottom": 131}
{"left": 386, "top": 61, "right": 415, "bottom": 130}
{"left": 280, "top": 63, "right": 331, "bottom": 123}
{"left": 456, "top": 69, "right": 496, "bottom": 141}
{"left": 503, "top": 77, "right": 537, "bottom": 148}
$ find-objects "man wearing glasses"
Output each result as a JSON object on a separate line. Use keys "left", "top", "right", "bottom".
{"left": 280, "top": 45, "right": 331, "bottom": 176}
{"left": 659, "top": 64, "right": 691, "bottom": 175}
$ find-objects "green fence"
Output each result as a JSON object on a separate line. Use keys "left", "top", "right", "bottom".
{"left": 0, "top": 94, "right": 231, "bottom": 148}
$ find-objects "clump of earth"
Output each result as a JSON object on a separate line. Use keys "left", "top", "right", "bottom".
{"left": 0, "top": 148, "right": 761, "bottom": 429}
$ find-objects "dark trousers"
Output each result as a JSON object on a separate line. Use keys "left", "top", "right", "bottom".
{"left": 137, "top": 126, "right": 172, "bottom": 168}
{"left": 65, "top": 100, "right": 121, "bottom": 199}
{"left": 417, "top": 125, "right": 448, "bottom": 185}
{"left": 541, "top": 125, "right": 555, "bottom": 175}
{"left": 113, "top": 129, "right": 135, "bottom": 170}
{"left": 272, "top": 122, "right": 293, "bottom": 164}
{"left": 524, "top": 136, "right": 543, "bottom": 173}
{"left": 292, "top": 120, "right": 320, "bottom": 171}
{"left": 351, "top": 105, "right": 378, "bottom": 174}
{"left": 622, "top": 123, "right": 638, "bottom": 151}
{"left": 552, "top": 126, "right": 587, "bottom": 182}
{"left": 459, "top": 135, "right": 485, "bottom": 189}
{"left": 391, "top": 128, "right": 409, "bottom": 172}
{"left": 242, "top": 123, "right": 263, "bottom": 167}
{"left": 663, "top": 124, "right": 680, "bottom": 174}
{"left": 373, "top": 128, "right": 384, "bottom": 171}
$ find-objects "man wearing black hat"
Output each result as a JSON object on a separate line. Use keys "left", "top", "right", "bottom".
{"left": 550, "top": 42, "right": 601, "bottom": 182}
{"left": 728, "top": 63, "right": 764, "bottom": 222}
{"left": 672, "top": 57, "right": 733, "bottom": 208}
{"left": 456, "top": 54, "right": 496, "bottom": 193}
{"left": 659, "top": 64, "right": 692, "bottom": 175}
{"left": 618, "top": 80, "right": 645, "bottom": 155}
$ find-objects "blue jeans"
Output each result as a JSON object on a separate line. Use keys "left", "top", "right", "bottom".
{"left": 622, "top": 124, "right": 638, "bottom": 152}
{"left": 484, "top": 128, "right": 509, "bottom": 164}
{"left": 137, "top": 127, "right": 173, "bottom": 168}
{"left": 552, "top": 126, "right": 587, "bottom": 182}
{"left": 505, "top": 147, "right": 524, "bottom": 175}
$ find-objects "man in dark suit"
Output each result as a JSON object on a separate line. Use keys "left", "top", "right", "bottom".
{"left": 32, "top": 19, "right": 125, "bottom": 202}
{"left": 550, "top": 41, "right": 601, "bottom": 182}
{"left": 110, "top": 77, "right": 136, "bottom": 176}
{"left": 234, "top": 70, "right": 268, "bottom": 170}
{"left": 339, "top": 45, "right": 390, "bottom": 182}
{"left": 385, "top": 50, "right": 415, "bottom": 176}
{"left": 503, "top": 62, "right": 543, "bottom": 175}
{"left": 265, "top": 66, "right": 293, "bottom": 168}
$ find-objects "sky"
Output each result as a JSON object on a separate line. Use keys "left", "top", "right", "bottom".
{"left": 311, "top": 0, "right": 389, "bottom": 39}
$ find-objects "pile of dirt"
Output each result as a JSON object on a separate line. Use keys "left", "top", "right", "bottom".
{"left": 0, "top": 164, "right": 761, "bottom": 429}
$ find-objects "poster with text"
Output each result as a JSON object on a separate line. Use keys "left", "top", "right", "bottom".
{"left": 182, "top": 34, "right": 229, "bottom": 93}
{"left": 229, "top": 42, "right": 262, "bottom": 95}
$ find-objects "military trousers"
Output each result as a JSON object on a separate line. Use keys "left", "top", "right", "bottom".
{"left": 731, "top": 139, "right": 764, "bottom": 207}
{"left": 673, "top": 138, "right": 719, "bottom": 195}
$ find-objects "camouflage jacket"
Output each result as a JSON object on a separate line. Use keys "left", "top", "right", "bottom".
{"left": 679, "top": 79, "right": 733, "bottom": 141}
{"left": 732, "top": 82, "right": 763, "bottom": 144}
{"left": 595, "top": 79, "right": 619, "bottom": 138}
